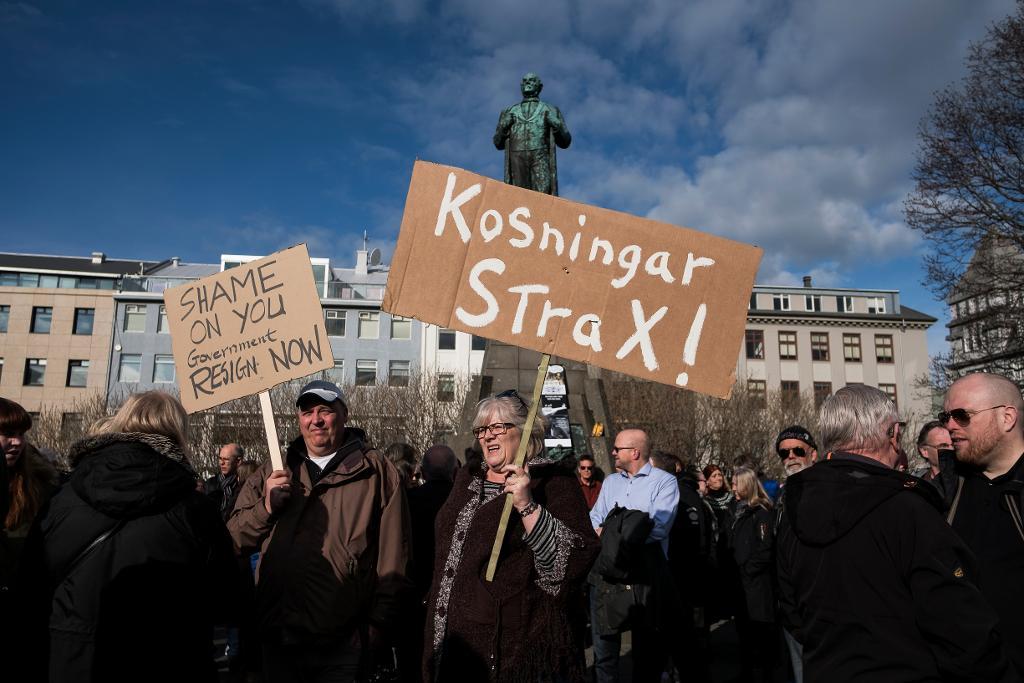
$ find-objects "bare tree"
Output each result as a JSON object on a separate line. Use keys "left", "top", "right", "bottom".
{"left": 905, "top": 1, "right": 1024, "bottom": 382}
{"left": 604, "top": 375, "right": 822, "bottom": 478}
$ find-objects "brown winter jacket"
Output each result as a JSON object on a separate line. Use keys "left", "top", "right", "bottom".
{"left": 227, "top": 428, "right": 411, "bottom": 641}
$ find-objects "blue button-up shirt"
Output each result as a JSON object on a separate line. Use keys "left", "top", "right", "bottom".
{"left": 590, "top": 461, "right": 680, "bottom": 556}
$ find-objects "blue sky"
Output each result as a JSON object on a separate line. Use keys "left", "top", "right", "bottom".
{"left": 1, "top": 0, "right": 1017, "bottom": 356}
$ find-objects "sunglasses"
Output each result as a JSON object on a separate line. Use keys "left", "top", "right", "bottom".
{"left": 937, "top": 405, "right": 1007, "bottom": 427}
{"left": 579, "top": 465, "right": 593, "bottom": 471}
{"left": 777, "top": 447, "right": 806, "bottom": 459}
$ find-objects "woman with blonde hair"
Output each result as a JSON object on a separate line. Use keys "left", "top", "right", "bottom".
{"left": 730, "top": 466, "right": 778, "bottom": 682}
{"left": 32, "top": 391, "right": 237, "bottom": 683}
{"left": 424, "top": 390, "right": 599, "bottom": 682}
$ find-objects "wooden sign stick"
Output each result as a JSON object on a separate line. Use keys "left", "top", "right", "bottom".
{"left": 485, "top": 352, "right": 551, "bottom": 582}
{"left": 259, "top": 390, "right": 285, "bottom": 471}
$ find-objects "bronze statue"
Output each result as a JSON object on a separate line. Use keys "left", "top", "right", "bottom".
{"left": 493, "top": 73, "right": 571, "bottom": 195}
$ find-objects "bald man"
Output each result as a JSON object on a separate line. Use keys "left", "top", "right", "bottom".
{"left": 942, "top": 372, "right": 1024, "bottom": 671}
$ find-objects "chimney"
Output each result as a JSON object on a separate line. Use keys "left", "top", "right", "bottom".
{"left": 171, "top": 256, "right": 180, "bottom": 268}
{"left": 355, "top": 249, "right": 368, "bottom": 276}
{"left": 91, "top": 251, "right": 105, "bottom": 264}
{"left": 802, "top": 275, "right": 812, "bottom": 288}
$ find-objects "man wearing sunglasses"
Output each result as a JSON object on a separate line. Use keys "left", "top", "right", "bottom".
{"left": 577, "top": 454, "right": 602, "bottom": 510}
{"left": 772, "top": 425, "right": 817, "bottom": 683}
{"left": 941, "top": 372, "right": 1024, "bottom": 673}
{"left": 776, "top": 385, "right": 1015, "bottom": 681}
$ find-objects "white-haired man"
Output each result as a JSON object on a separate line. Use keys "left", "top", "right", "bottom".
{"left": 777, "top": 384, "right": 1015, "bottom": 681}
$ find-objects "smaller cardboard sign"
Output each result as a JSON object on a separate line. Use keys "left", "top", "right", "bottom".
{"left": 384, "top": 161, "right": 763, "bottom": 398}
{"left": 163, "top": 244, "right": 333, "bottom": 413}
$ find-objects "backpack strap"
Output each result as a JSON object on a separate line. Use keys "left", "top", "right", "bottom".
{"left": 63, "top": 518, "right": 126, "bottom": 580}
{"left": 945, "top": 475, "right": 965, "bottom": 525}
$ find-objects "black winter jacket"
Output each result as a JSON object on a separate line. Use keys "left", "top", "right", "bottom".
{"left": 731, "top": 502, "right": 775, "bottom": 623}
{"left": 31, "top": 432, "right": 239, "bottom": 683}
{"left": 777, "top": 453, "right": 1017, "bottom": 682}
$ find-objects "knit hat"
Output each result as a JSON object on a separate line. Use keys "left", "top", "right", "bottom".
{"left": 775, "top": 425, "right": 817, "bottom": 452}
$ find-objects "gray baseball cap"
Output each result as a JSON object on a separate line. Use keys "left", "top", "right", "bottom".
{"left": 296, "top": 379, "right": 346, "bottom": 407}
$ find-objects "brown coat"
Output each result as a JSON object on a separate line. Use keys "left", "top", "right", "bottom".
{"left": 228, "top": 428, "right": 411, "bottom": 640}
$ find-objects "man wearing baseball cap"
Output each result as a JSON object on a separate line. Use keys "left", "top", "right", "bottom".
{"left": 773, "top": 425, "right": 818, "bottom": 683}
{"left": 228, "top": 379, "right": 411, "bottom": 682}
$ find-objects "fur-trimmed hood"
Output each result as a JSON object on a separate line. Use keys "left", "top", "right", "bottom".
{"left": 68, "top": 432, "right": 198, "bottom": 519}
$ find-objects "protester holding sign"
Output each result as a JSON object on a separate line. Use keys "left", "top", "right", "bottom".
{"left": 424, "top": 391, "right": 599, "bottom": 682}
{"left": 227, "top": 380, "right": 411, "bottom": 683}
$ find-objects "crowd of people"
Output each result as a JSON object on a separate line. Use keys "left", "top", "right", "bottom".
{"left": 1, "top": 370, "right": 1023, "bottom": 682}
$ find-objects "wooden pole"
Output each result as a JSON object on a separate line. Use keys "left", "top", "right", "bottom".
{"left": 485, "top": 353, "right": 551, "bottom": 582}
{"left": 259, "top": 390, "right": 285, "bottom": 471}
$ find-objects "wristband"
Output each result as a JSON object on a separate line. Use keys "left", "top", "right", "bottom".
{"left": 516, "top": 501, "right": 539, "bottom": 517}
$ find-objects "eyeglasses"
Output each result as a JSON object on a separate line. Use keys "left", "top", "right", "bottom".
{"left": 777, "top": 447, "right": 806, "bottom": 459}
{"left": 937, "top": 405, "right": 1007, "bottom": 427}
{"left": 611, "top": 446, "right": 638, "bottom": 454}
{"left": 579, "top": 465, "right": 593, "bottom": 471}
{"left": 472, "top": 422, "right": 516, "bottom": 438}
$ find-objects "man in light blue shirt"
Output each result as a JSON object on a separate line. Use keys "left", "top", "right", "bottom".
{"left": 590, "top": 428, "right": 679, "bottom": 683}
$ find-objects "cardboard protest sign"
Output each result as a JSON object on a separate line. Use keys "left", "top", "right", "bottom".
{"left": 164, "top": 244, "right": 333, "bottom": 413}
{"left": 384, "top": 161, "right": 763, "bottom": 399}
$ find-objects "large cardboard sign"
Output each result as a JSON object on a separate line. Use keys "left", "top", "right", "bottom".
{"left": 164, "top": 244, "right": 333, "bottom": 413}
{"left": 384, "top": 161, "right": 763, "bottom": 398}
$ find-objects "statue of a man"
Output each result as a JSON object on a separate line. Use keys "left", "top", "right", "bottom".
{"left": 493, "top": 73, "right": 571, "bottom": 195}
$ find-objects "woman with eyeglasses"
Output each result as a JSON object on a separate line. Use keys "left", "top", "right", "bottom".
{"left": 730, "top": 467, "right": 778, "bottom": 683}
{"left": 423, "top": 391, "right": 600, "bottom": 682}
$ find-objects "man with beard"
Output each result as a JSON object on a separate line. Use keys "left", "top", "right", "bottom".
{"left": 942, "top": 372, "right": 1024, "bottom": 673}
{"left": 773, "top": 426, "right": 817, "bottom": 683}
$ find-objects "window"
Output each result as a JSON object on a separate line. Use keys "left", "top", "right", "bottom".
{"left": 390, "top": 316, "right": 411, "bottom": 340}
{"left": 124, "top": 304, "right": 146, "bottom": 332}
{"left": 781, "top": 380, "right": 800, "bottom": 406}
{"left": 772, "top": 294, "right": 791, "bottom": 311}
{"left": 157, "top": 305, "right": 168, "bottom": 333}
{"left": 325, "top": 310, "right": 346, "bottom": 337}
{"left": 813, "top": 381, "right": 832, "bottom": 407}
{"left": 355, "top": 360, "right": 377, "bottom": 386}
{"left": 843, "top": 334, "right": 862, "bottom": 362}
{"left": 747, "top": 379, "right": 766, "bottom": 408}
{"left": 438, "top": 328, "right": 457, "bottom": 351}
{"left": 118, "top": 354, "right": 142, "bottom": 382}
{"left": 24, "top": 358, "right": 46, "bottom": 386}
{"left": 471, "top": 334, "right": 487, "bottom": 351}
{"left": 389, "top": 360, "right": 411, "bottom": 387}
{"left": 31, "top": 306, "right": 52, "bottom": 333}
{"left": 867, "top": 297, "right": 886, "bottom": 314}
{"left": 0, "top": 358, "right": 3, "bottom": 383}
{"left": 875, "top": 335, "right": 894, "bottom": 364}
{"left": 778, "top": 331, "right": 798, "bottom": 360}
{"left": 749, "top": 293, "right": 758, "bottom": 310}
{"left": 73, "top": 308, "right": 95, "bottom": 335}
{"left": 366, "top": 286, "right": 384, "bottom": 300}
{"left": 66, "top": 360, "right": 89, "bottom": 387}
{"left": 810, "top": 332, "right": 830, "bottom": 361}
{"left": 437, "top": 373, "right": 455, "bottom": 402}
{"left": 805, "top": 295, "right": 821, "bottom": 312}
{"left": 745, "top": 330, "right": 765, "bottom": 359}
{"left": 879, "top": 383, "right": 898, "bottom": 409}
{"left": 0, "top": 305, "right": 8, "bottom": 333}
{"left": 326, "top": 360, "right": 345, "bottom": 384}
{"left": 357, "top": 312, "right": 379, "bottom": 339}
{"left": 837, "top": 295, "right": 853, "bottom": 313}
{"left": 153, "top": 355, "right": 175, "bottom": 383}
